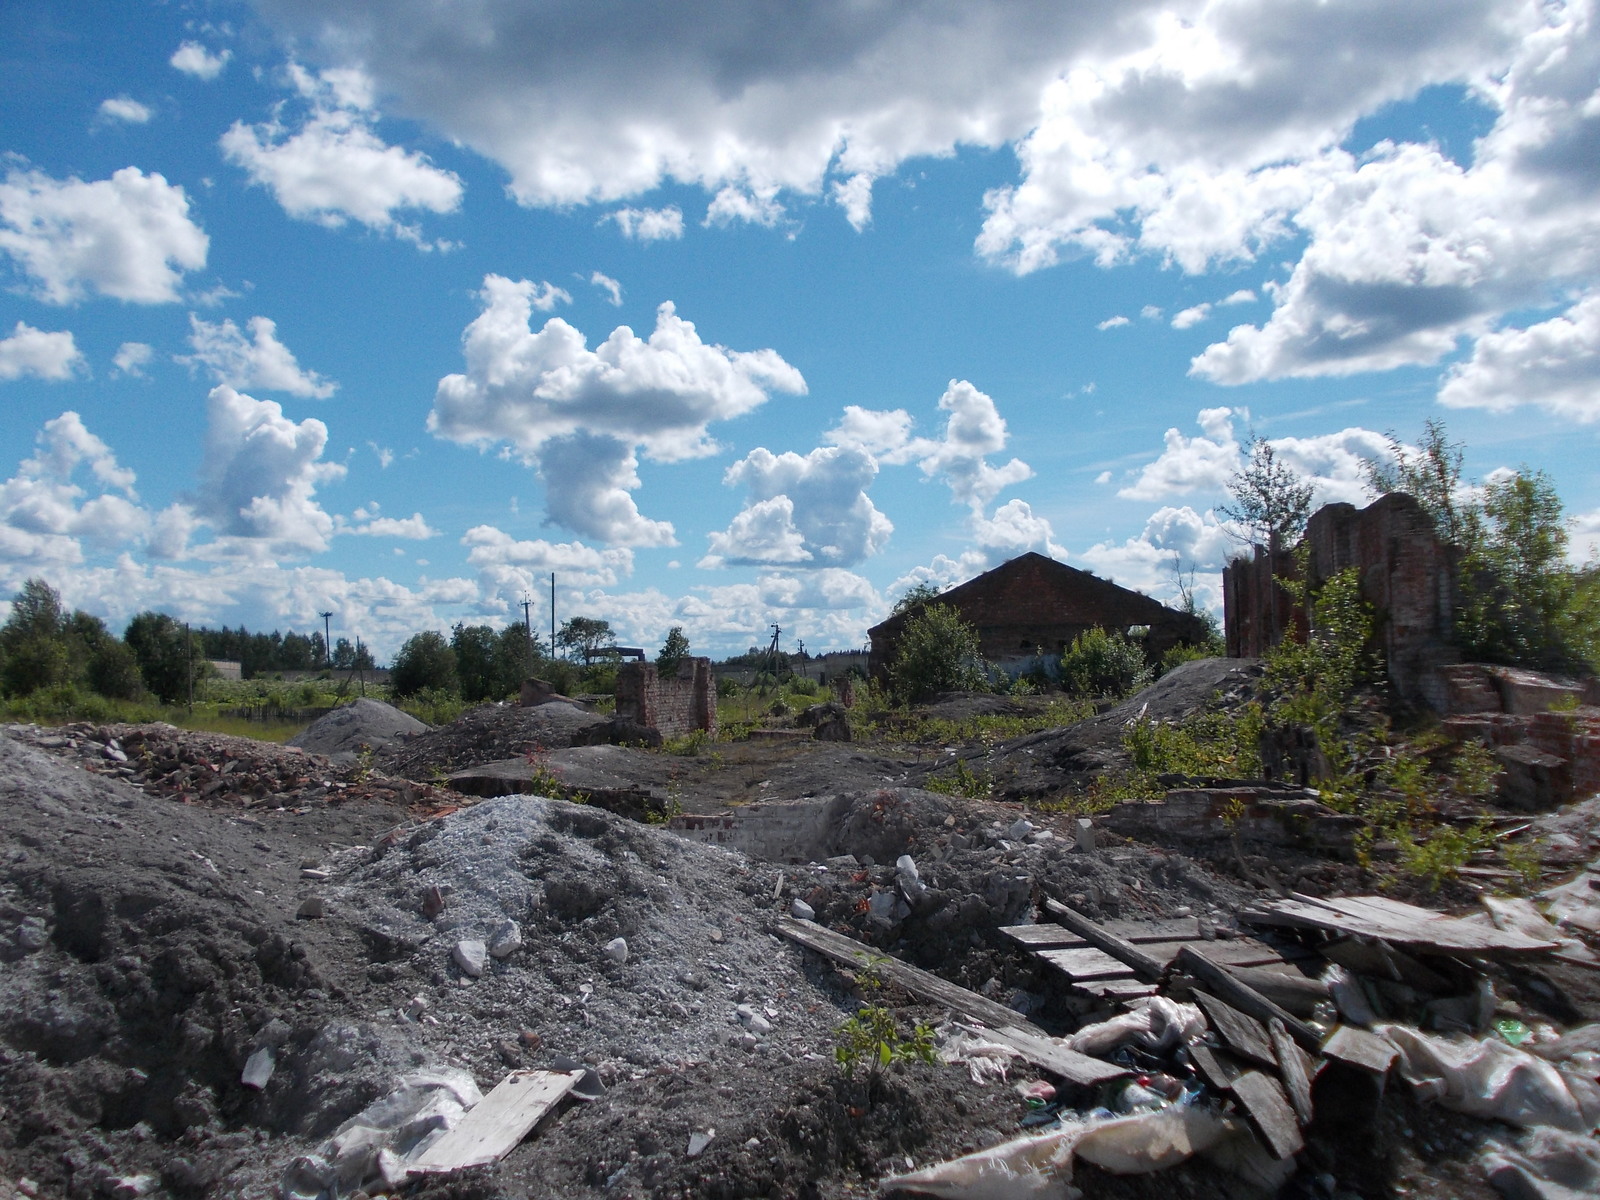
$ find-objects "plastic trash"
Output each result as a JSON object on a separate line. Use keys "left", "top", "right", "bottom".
{"left": 938, "top": 1022, "right": 1021, "bottom": 1085}
{"left": 1376, "top": 1024, "right": 1600, "bottom": 1133}
{"left": 1323, "top": 964, "right": 1378, "bottom": 1027}
{"left": 1498, "top": 1018, "right": 1534, "bottom": 1047}
{"left": 279, "top": 1068, "right": 483, "bottom": 1200}
{"left": 1481, "top": 1126, "right": 1600, "bottom": 1200}
{"left": 880, "top": 1106, "right": 1243, "bottom": 1199}
{"left": 1064, "top": 996, "right": 1205, "bottom": 1057}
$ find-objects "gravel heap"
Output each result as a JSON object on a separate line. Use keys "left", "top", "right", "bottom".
{"left": 376, "top": 702, "right": 608, "bottom": 778}
{"left": 287, "top": 698, "right": 428, "bottom": 765}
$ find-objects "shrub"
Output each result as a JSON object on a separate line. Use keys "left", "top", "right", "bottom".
{"left": 888, "top": 604, "right": 986, "bottom": 705}
{"left": 1059, "top": 627, "right": 1152, "bottom": 699}
{"left": 391, "top": 631, "right": 459, "bottom": 698}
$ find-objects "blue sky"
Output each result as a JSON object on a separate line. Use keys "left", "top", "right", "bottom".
{"left": 2, "top": 0, "right": 1598, "bottom": 660}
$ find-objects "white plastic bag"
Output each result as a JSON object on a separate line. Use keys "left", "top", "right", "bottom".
{"left": 1064, "top": 997, "right": 1204, "bottom": 1057}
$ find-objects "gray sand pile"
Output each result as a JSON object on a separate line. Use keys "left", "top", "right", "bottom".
{"left": 288, "top": 698, "right": 427, "bottom": 765}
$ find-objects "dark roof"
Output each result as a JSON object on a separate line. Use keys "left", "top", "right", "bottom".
{"left": 868, "top": 551, "right": 1190, "bottom": 640}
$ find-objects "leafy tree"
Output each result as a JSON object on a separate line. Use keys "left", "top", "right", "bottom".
{"left": 331, "top": 637, "right": 357, "bottom": 669}
{"left": 1059, "top": 628, "right": 1152, "bottom": 699}
{"left": 1367, "top": 419, "right": 1477, "bottom": 546}
{"left": 124, "top": 611, "right": 206, "bottom": 703}
{"left": 451, "top": 623, "right": 500, "bottom": 701}
{"left": 656, "top": 625, "right": 691, "bottom": 674}
{"left": 0, "top": 578, "right": 72, "bottom": 695}
{"left": 557, "top": 615, "right": 614, "bottom": 661}
{"left": 888, "top": 604, "right": 986, "bottom": 704}
{"left": 1221, "top": 437, "right": 1314, "bottom": 556}
{"left": 891, "top": 581, "right": 945, "bottom": 616}
{"left": 491, "top": 623, "right": 542, "bottom": 697}
{"left": 390, "top": 631, "right": 459, "bottom": 698}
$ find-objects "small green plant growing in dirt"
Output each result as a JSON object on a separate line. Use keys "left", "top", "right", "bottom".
{"left": 662, "top": 728, "right": 710, "bottom": 756}
{"left": 523, "top": 742, "right": 566, "bottom": 796}
{"left": 349, "top": 743, "right": 375, "bottom": 784}
{"left": 1502, "top": 839, "right": 1544, "bottom": 891}
{"left": 1394, "top": 817, "right": 1497, "bottom": 891}
{"left": 1451, "top": 740, "right": 1502, "bottom": 798}
{"left": 833, "top": 955, "right": 937, "bottom": 1086}
{"left": 922, "top": 757, "right": 992, "bottom": 799}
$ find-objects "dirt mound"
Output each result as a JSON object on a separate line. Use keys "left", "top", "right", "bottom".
{"left": 287, "top": 697, "right": 428, "bottom": 764}
{"left": 982, "top": 657, "right": 1262, "bottom": 799}
{"left": 377, "top": 701, "right": 608, "bottom": 779}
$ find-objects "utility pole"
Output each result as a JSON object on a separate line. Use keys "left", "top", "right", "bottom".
{"left": 319, "top": 610, "right": 333, "bottom": 667}
{"left": 185, "top": 621, "right": 194, "bottom": 711}
{"left": 550, "top": 573, "right": 557, "bottom": 661}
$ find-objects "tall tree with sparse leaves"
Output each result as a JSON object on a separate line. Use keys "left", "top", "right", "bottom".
{"left": 1221, "top": 437, "right": 1314, "bottom": 557}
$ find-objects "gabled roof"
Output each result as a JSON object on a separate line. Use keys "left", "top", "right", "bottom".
{"left": 868, "top": 551, "right": 1189, "bottom": 639}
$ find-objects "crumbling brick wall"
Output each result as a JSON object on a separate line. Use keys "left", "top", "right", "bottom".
{"left": 1223, "top": 493, "right": 1458, "bottom": 709}
{"left": 615, "top": 657, "right": 717, "bottom": 739}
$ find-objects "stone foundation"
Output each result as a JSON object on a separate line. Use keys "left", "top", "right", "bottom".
{"left": 615, "top": 657, "right": 717, "bottom": 739}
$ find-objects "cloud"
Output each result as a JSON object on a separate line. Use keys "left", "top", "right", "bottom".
{"left": 1140, "top": 305, "right": 1163, "bottom": 320}
{"left": 1118, "top": 407, "right": 1242, "bottom": 500}
{"left": 1220, "top": 289, "right": 1256, "bottom": 305}
{"left": 702, "top": 444, "right": 893, "bottom": 568}
{"left": 1438, "top": 291, "right": 1600, "bottom": 422}
{"left": 0, "top": 322, "right": 84, "bottom": 382}
{"left": 342, "top": 512, "right": 439, "bottom": 539}
{"left": 169, "top": 41, "right": 231, "bottom": 81}
{"left": 1171, "top": 302, "right": 1212, "bottom": 329}
{"left": 1117, "top": 405, "right": 1389, "bottom": 509}
{"left": 256, "top": 0, "right": 1113, "bottom": 229}
{"left": 590, "top": 271, "right": 622, "bottom": 306}
{"left": 97, "top": 97, "right": 151, "bottom": 125}
{"left": 196, "top": 385, "right": 346, "bottom": 558}
{"left": 462, "top": 524, "right": 633, "bottom": 590}
{"left": 1077, "top": 504, "right": 1236, "bottom": 609}
{"left": 829, "top": 380, "right": 1031, "bottom": 512}
{"left": 969, "top": 498, "right": 1066, "bottom": 563}
{"left": 0, "top": 412, "right": 145, "bottom": 565}
{"left": 0, "top": 164, "right": 208, "bottom": 304}
{"left": 607, "top": 206, "right": 684, "bottom": 241}
{"left": 221, "top": 64, "right": 463, "bottom": 243}
{"left": 181, "top": 314, "right": 337, "bottom": 398}
{"left": 429, "top": 275, "right": 805, "bottom": 542}
{"left": 112, "top": 342, "right": 153, "bottom": 378}
{"left": 1097, "top": 315, "right": 1130, "bottom": 330}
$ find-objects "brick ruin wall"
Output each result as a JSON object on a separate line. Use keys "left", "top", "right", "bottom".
{"left": 615, "top": 657, "right": 717, "bottom": 739}
{"left": 1223, "top": 493, "right": 1457, "bottom": 710}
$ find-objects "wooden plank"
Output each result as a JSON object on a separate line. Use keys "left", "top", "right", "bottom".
{"left": 1193, "top": 990, "right": 1277, "bottom": 1070}
{"left": 1176, "top": 946, "right": 1323, "bottom": 1052}
{"left": 1037, "top": 947, "right": 1136, "bottom": 982}
{"left": 1077, "top": 979, "right": 1159, "bottom": 1001}
{"left": 1000, "top": 924, "right": 1083, "bottom": 948}
{"left": 1318, "top": 937, "right": 1455, "bottom": 993}
{"left": 776, "top": 918, "right": 1125, "bottom": 1086}
{"left": 409, "top": 1070, "right": 580, "bottom": 1172}
{"left": 1248, "top": 893, "right": 1561, "bottom": 959}
{"left": 1268, "top": 1018, "right": 1315, "bottom": 1127}
{"left": 1043, "top": 898, "right": 1166, "bottom": 982}
{"left": 1230, "top": 1071, "right": 1304, "bottom": 1160}
{"left": 1189, "top": 1043, "right": 1242, "bottom": 1090}
{"left": 1321, "top": 1026, "right": 1398, "bottom": 1076}
{"left": 1481, "top": 895, "right": 1600, "bottom": 969}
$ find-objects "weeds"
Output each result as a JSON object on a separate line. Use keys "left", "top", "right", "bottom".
{"left": 1394, "top": 818, "right": 1497, "bottom": 891}
{"left": 833, "top": 954, "right": 937, "bottom": 1087}
{"left": 922, "top": 758, "right": 992, "bottom": 799}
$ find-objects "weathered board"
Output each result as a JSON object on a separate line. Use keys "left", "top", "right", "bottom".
{"left": 776, "top": 918, "right": 1126, "bottom": 1086}
{"left": 1230, "top": 1071, "right": 1304, "bottom": 1160}
{"left": 1240, "top": 893, "right": 1558, "bottom": 959}
{"left": 1320, "top": 1026, "right": 1399, "bottom": 1076}
{"left": 1176, "top": 946, "right": 1323, "bottom": 1051}
{"left": 1043, "top": 899, "right": 1168, "bottom": 981}
{"left": 1268, "top": 1018, "right": 1315, "bottom": 1127}
{"left": 1193, "top": 990, "right": 1277, "bottom": 1070}
{"left": 1037, "top": 946, "right": 1139, "bottom": 982}
{"left": 1481, "top": 895, "right": 1600, "bottom": 969}
{"left": 409, "top": 1069, "right": 581, "bottom": 1173}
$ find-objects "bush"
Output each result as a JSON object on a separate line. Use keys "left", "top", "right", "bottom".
{"left": 1059, "top": 628, "right": 1152, "bottom": 699}
{"left": 391, "top": 631, "right": 459, "bottom": 698}
{"left": 889, "top": 604, "right": 987, "bottom": 705}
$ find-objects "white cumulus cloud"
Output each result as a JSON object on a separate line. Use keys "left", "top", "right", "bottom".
{"left": 1172, "top": 302, "right": 1212, "bottom": 329}
{"left": 0, "top": 164, "right": 208, "bottom": 304}
{"left": 170, "top": 41, "right": 231, "bottom": 81}
{"left": 97, "top": 97, "right": 152, "bottom": 125}
{"left": 0, "top": 412, "right": 146, "bottom": 566}
{"left": 196, "top": 385, "right": 346, "bottom": 558}
{"left": 607, "top": 206, "right": 684, "bottom": 241}
{"left": 112, "top": 342, "right": 153, "bottom": 378}
{"left": 429, "top": 274, "right": 805, "bottom": 544}
{"left": 221, "top": 64, "right": 463, "bottom": 243}
{"left": 1438, "top": 291, "right": 1600, "bottom": 422}
{"left": 702, "top": 444, "right": 893, "bottom": 568}
{"left": 0, "top": 322, "right": 84, "bottom": 382}
{"left": 182, "top": 315, "right": 337, "bottom": 398}
{"left": 590, "top": 271, "right": 623, "bottom": 306}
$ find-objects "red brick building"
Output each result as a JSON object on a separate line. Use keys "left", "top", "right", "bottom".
{"left": 867, "top": 552, "right": 1209, "bottom": 680}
